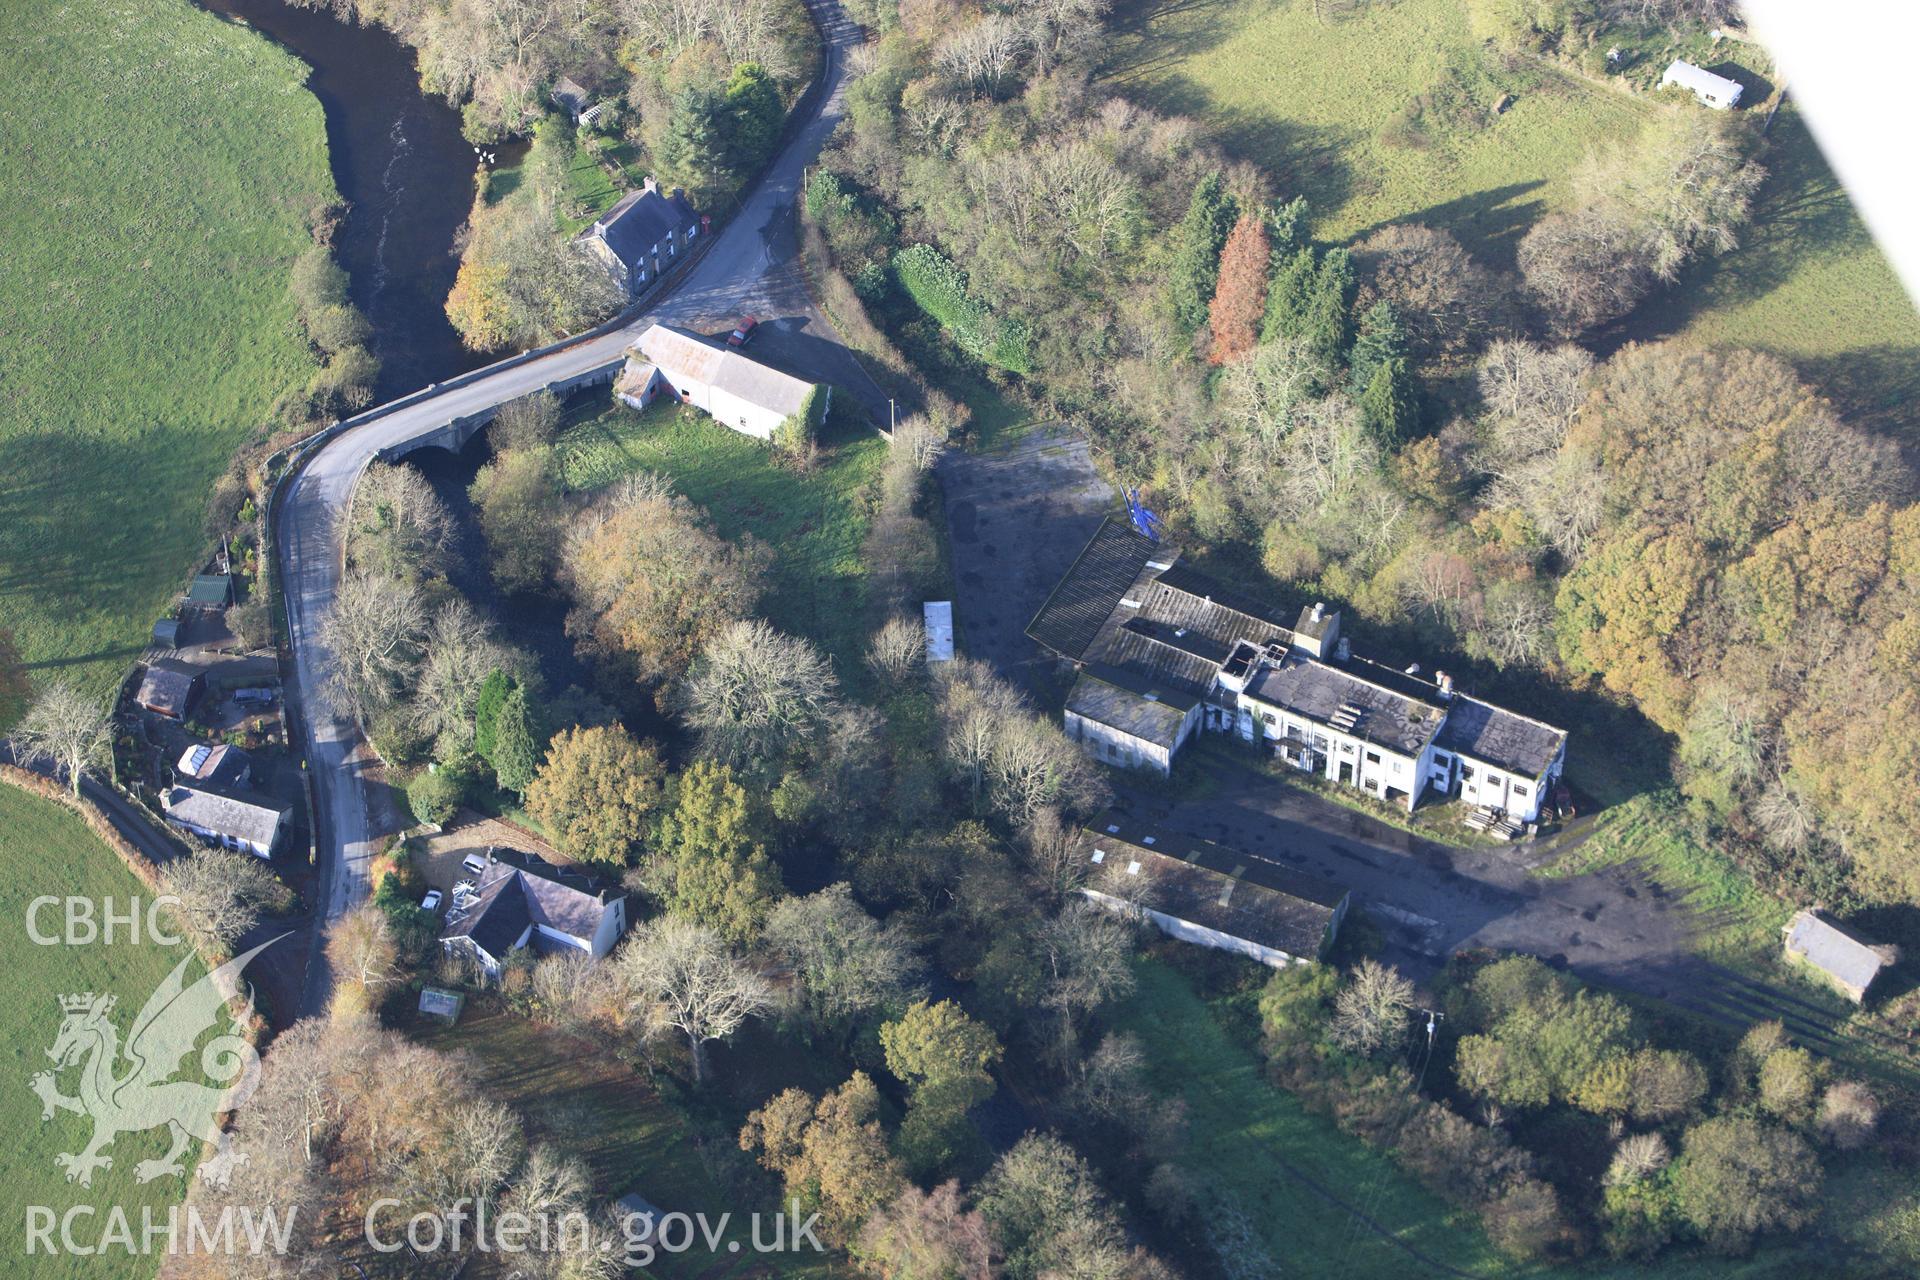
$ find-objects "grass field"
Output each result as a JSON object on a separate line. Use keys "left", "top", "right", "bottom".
{"left": 1116, "top": 957, "right": 1828, "bottom": 1279}
{"left": 1102, "top": 0, "right": 1649, "bottom": 266}
{"left": 1102, "top": 0, "right": 1920, "bottom": 431}
{"left": 1620, "top": 107, "right": 1920, "bottom": 435}
{"left": 411, "top": 1007, "right": 839, "bottom": 1278}
{"left": 556, "top": 399, "right": 886, "bottom": 674}
{"left": 0, "top": 786, "right": 203, "bottom": 1280}
{"left": 1114, "top": 957, "right": 1513, "bottom": 1278}
{"left": 0, "top": 0, "right": 331, "bottom": 708}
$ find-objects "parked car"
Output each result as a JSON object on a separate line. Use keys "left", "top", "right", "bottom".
{"left": 726, "top": 315, "right": 757, "bottom": 346}
{"left": 421, "top": 889, "right": 443, "bottom": 913}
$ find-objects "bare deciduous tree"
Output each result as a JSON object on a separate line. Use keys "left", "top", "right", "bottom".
{"left": 321, "top": 571, "right": 427, "bottom": 722}
{"left": 1037, "top": 901, "right": 1135, "bottom": 1064}
{"left": 1815, "top": 1080, "right": 1879, "bottom": 1150}
{"left": 413, "top": 600, "right": 509, "bottom": 755}
{"left": 1604, "top": 1131, "right": 1671, "bottom": 1186}
{"left": 866, "top": 615, "right": 928, "bottom": 686}
{"left": 162, "top": 847, "right": 287, "bottom": 959}
{"left": 1476, "top": 340, "right": 1594, "bottom": 459}
{"left": 490, "top": 389, "right": 562, "bottom": 455}
{"left": 1020, "top": 805, "right": 1088, "bottom": 904}
{"left": 1330, "top": 959, "right": 1414, "bottom": 1057}
{"left": 681, "top": 619, "right": 841, "bottom": 770}
{"left": 617, "top": 914, "right": 773, "bottom": 1083}
{"left": 890, "top": 413, "right": 949, "bottom": 473}
{"left": 937, "top": 14, "right": 1023, "bottom": 93}
{"left": 344, "top": 461, "right": 454, "bottom": 580}
{"left": 327, "top": 903, "right": 400, "bottom": 1002}
{"left": 1515, "top": 208, "right": 1652, "bottom": 337}
{"left": 936, "top": 659, "right": 1106, "bottom": 822}
{"left": 13, "top": 681, "right": 112, "bottom": 796}
{"left": 764, "top": 884, "right": 921, "bottom": 1034}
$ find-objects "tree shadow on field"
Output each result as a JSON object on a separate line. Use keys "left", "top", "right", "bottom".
{"left": 1099, "top": 0, "right": 1245, "bottom": 82}
{"left": 1605, "top": 112, "right": 1920, "bottom": 439}
{"left": 0, "top": 431, "right": 172, "bottom": 606}
{"left": 1097, "top": 0, "right": 1358, "bottom": 223}
{"left": 1352, "top": 179, "right": 1550, "bottom": 272}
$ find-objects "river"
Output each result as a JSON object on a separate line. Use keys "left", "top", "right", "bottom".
{"left": 200, "top": 0, "right": 503, "bottom": 401}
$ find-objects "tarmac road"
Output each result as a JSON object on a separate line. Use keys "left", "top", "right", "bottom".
{"left": 276, "top": 0, "right": 873, "bottom": 1017}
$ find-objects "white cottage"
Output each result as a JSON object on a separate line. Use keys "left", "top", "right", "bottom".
{"left": 440, "top": 849, "right": 628, "bottom": 980}
{"left": 616, "top": 324, "right": 825, "bottom": 441}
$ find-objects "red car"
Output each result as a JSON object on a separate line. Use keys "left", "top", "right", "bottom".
{"left": 727, "top": 315, "right": 758, "bottom": 347}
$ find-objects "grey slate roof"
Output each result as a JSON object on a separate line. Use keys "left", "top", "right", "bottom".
{"left": 552, "top": 76, "right": 590, "bottom": 116}
{"left": 591, "top": 189, "right": 697, "bottom": 272}
{"left": 163, "top": 785, "right": 286, "bottom": 851}
{"left": 1434, "top": 696, "right": 1567, "bottom": 778}
{"left": 1066, "top": 666, "right": 1196, "bottom": 748}
{"left": 1031, "top": 518, "right": 1565, "bottom": 773}
{"left": 1243, "top": 653, "right": 1445, "bottom": 757}
{"left": 441, "top": 850, "right": 621, "bottom": 959}
{"left": 1784, "top": 910, "right": 1887, "bottom": 994}
{"left": 635, "top": 325, "right": 815, "bottom": 419}
{"left": 444, "top": 871, "right": 533, "bottom": 959}
{"left": 1080, "top": 813, "right": 1346, "bottom": 959}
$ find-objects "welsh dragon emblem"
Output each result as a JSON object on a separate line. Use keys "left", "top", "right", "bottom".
{"left": 30, "top": 936, "right": 282, "bottom": 1190}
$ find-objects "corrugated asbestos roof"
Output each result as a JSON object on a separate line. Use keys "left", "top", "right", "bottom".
{"left": 1080, "top": 812, "right": 1346, "bottom": 959}
{"left": 1026, "top": 517, "right": 1161, "bottom": 660}
{"left": 1784, "top": 910, "right": 1886, "bottom": 993}
{"left": 635, "top": 325, "right": 815, "bottom": 419}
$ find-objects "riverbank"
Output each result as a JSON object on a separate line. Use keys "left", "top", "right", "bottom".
{"left": 0, "top": 0, "right": 337, "bottom": 711}
{"left": 200, "top": 0, "right": 493, "bottom": 402}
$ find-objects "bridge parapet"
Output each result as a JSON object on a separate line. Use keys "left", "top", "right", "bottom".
{"left": 374, "top": 358, "right": 627, "bottom": 463}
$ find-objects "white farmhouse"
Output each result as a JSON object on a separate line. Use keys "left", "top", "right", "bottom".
{"left": 439, "top": 849, "right": 628, "bottom": 980}
{"left": 1029, "top": 518, "right": 1568, "bottom": 823}
{"left": 615, "top": 324, "right": 825, "bottom": 441}
{"left": 1660, "top": 59, "right": 1743, "bottom": 109}
{"left": 161, "top": 785, "right": 289, "bottom": 860}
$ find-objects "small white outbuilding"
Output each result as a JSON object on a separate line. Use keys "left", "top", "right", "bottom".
{"left": 923, "top": 601, "right": 954, "bottom": 663}
{"left": 1660, "top": 59, "right": 1743, "bottom": 109}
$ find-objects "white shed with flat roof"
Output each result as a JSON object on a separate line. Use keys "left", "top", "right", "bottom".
{"left": 924, "top": 601, "right": 954, "bottom": 663}
{"left": 1660, "top": 59, "right": 1743, "bottom": 109}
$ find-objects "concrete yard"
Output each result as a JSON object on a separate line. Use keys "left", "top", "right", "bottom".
{"left": 936, "top": 428, "right": 1115, "bottom": 694}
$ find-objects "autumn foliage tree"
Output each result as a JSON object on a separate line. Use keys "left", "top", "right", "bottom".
{"left": 524, "top": 724, "right": 669, "bottom": 868}
{"left": 1207, "top": 211, "right": 1270, "bottom": 364}
{"left": 562, "top": 474, "right": 769, "bottom": 701}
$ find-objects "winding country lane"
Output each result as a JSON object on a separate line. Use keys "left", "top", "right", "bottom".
{"left": 276, "top": 0, "right": 867, "bottom": 1015}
